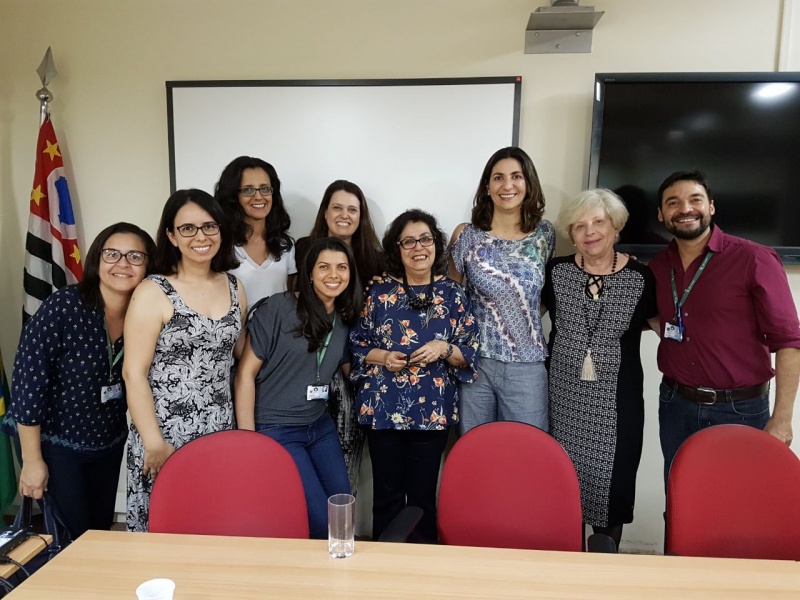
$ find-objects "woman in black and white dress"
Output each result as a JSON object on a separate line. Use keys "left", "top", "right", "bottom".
{"left": 123, "top": 189, "right": 247, "bottom": 532}
{"left": 542, "top": 188, "right": 657, "bottom": 550}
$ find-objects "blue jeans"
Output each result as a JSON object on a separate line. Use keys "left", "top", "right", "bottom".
{"left": 658, "top": 381, "right": 770, "bottom": 489}
{"left": 256, "top": 413, "right": 350, "bottom": 539}
{"left": 458, "top": 357, "right": 549, "bottom": 435}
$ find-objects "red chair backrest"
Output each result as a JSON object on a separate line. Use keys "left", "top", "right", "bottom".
{"left": 438, "top": 422, "right": 583, "bottom": 551}
{"left": 667, "top": 424, "right": 800, "bottom": 560}
{"left": 149, "top": 430, "right": 309, "bottom": 538}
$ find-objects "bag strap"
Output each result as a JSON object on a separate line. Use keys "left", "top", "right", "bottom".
{"left": 13, "top": 496, "right": 35, "bottom": 532}
{"left": 39, "top": 493, "right": 73, "bottom": 553}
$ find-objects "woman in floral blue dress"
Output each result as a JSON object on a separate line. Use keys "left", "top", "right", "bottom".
{"left": 350, "top": 209, "right": 479, "bottom": 543}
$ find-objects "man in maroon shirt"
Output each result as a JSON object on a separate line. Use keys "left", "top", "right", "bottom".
{"left": 650, "top": 170, "right": 800, "bottom": 486}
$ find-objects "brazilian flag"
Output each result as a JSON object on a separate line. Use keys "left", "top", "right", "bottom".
{"left": 0, "top": 351, "right": 18, "bottom": 514}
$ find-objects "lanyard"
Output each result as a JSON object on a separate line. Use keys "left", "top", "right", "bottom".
{"left": 670, "top": 252, "right": 713, "bottom": 328}
{"left": 315, "top": 315, "right": 336, "bottom": 383}
{"left": 104, "top": 319, "right": 125, "bottom": 381}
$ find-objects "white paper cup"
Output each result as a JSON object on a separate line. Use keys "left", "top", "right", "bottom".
{"left": 136, "top": 578, "right": 176, "bottom": 600}
{"left": 328, "top": 493, "right": 355, "bottom": 558}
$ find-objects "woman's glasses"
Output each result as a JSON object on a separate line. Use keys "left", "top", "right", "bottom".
{"left": 101, "top": 248, "right": 147, "bottom": 266}
{"left": 398, "top": 235, "right": 435, "bottom": 250}
{"left": 238, "top": 186, "right": 273, "bottom": 197}
{"left": 174, "top": 222, "right": 221, "bottom": 237}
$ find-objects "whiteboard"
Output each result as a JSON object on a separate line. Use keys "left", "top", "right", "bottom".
{"left": 167, "top": 78, "right": 521, "bottom": 241}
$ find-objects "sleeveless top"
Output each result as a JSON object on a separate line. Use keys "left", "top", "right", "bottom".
{"left": 144, "top": 273, "right": 241, "bottom": 444}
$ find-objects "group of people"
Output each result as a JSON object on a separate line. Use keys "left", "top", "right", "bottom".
{"left": 5, "top": 146, "right": 799, "bottom": 549}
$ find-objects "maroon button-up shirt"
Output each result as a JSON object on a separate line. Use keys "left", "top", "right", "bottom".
{"left": 650, "top": 226, "right": 800, "bottom": 389}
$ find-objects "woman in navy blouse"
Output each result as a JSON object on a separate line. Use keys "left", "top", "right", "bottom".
{"left": 6, "top": 223, "right": 155, "bottom": 538}
{"left": 350, "top": 209, "right": 479, "bottom": 543}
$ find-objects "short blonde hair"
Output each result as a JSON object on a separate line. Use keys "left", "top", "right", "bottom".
{"left": 557, "top": 188, "right": 629, "bottom": 241}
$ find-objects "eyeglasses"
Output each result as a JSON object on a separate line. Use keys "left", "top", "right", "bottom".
{"left": 238, "top": 186, "right": 273, "bottom": 197}
{"left": 398, "top": 235, "right": 435, "bottom": 250}
{"left": 174, "top": 222, "right": 221, "bottom": 238}
{"left": 101, "top": 248, "right": 148, "bottom": 266}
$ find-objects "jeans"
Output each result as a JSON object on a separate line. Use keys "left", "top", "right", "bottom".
{"left": 256, "top": 413, "right": 350, "bottom": 539}
{"left": 366, "top": 428, "right": 450, "bottom": 543}
{"left": 458, "top": 357, "right": 549, "bottom": 435}
{"left": 16, "top": 439, "right": 125, "bottom": 540}
{"left": 658, "top": 381, "right": 770, "bottom": 489}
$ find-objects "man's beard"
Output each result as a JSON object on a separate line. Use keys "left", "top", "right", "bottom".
{"left": 665, "top": 214, "right": 711, "bottom": 240}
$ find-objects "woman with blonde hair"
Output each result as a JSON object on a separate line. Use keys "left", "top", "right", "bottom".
{"left": 543, "top": 188, "right": 658, "bottom": 550}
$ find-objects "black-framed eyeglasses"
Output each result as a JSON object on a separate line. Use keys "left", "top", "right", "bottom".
{"left": 174, "top": 222, "right": 221, "bottom": 238}
{"left": 101, "top": 248, "right": 148, "bottom": 266}
{"left": 398, "top": 235, "right": 435, "bottom": 250}
{"left": 238, "top": 186, "right": 273, "bottom": 197}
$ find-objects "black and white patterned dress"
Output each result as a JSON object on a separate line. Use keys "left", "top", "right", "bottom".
{"left": 126, "top": 274, "right": 241, "bottom": 532}
{"left": 543, "top": 256, "right": 656, "bottom": 528}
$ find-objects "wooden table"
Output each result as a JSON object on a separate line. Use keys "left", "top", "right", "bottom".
{"left": 8, "top": 530, "right": 800, "bottom": 599}
{"left": 0, "top": 535, "right": 52, "bottom": 580}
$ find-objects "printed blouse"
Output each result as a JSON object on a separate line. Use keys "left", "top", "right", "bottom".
{"left": 350, "top": 277, "right": 479, "bottom": 430}
{"left": 450, "top": 221, "right": 555, "bottom": 363}
{"left": 5, "top": 285, "right": 127, "bottom": 452}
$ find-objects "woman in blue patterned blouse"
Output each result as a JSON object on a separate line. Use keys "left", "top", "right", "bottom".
{"left": 350, "top": 209, "right": 479, "bottom": 543}
{"left": 449, "top": 147, "right": 555, "bottom": 435}
{"left": 6, "top": 223, "right": 155, "bottom": 538}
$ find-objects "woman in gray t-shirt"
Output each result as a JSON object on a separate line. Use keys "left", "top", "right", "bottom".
{"left": 234, "top": 238, "right": 363, "bottom": 539}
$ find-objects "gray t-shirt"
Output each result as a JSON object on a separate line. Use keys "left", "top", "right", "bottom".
{"left": 249, "top": 292, "right": 349, "bottom": 425}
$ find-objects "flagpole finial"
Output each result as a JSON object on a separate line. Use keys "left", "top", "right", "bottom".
{"left": 35, "top": 47, "right": 58, "bottom": 126}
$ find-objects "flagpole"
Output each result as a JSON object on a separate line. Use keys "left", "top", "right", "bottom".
{"left": 35, "top": 47, "right": 57, "bottom": 126}
{"left": 35, "top": 87, "right": 51, "bottom": 127}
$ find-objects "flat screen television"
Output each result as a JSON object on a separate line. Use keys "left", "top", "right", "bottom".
{"left": 588, "top": 72, "right": 800, "bottom": 264}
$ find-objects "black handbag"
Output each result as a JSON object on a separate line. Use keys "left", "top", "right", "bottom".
{"left": 11, "top": 493, "right": 73, "bottom": 572}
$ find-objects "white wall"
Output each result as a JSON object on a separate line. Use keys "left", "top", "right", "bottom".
{"left": 1, "top": 0, "right": 798, "bottom": 551}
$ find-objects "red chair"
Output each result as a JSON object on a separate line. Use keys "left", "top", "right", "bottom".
{"left": 149, "top": 430, "right": 309, "bottom": 538}
{"left": 438, "top": 422, "right": 584, "bottom": 551}
{"left": 667, "top": 424, "right": 800, "bottom": 560}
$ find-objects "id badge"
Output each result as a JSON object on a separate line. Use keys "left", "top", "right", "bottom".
{"left": 101, "top": 383, "right": 124, "bottom": 403}
{"left": 306, "top": 384, "right": 330, "bottom": 402}
{"left": 664, "top": 322, "right": 683, "bottom": 342}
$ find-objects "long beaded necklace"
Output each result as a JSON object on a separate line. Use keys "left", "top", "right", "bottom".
{"left": 579, "top": 252, "right": 617, "bottom": 381}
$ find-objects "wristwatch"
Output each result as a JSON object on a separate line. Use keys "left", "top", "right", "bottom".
{"left": 442, "top": 343, "right": 454, "bottom": 359}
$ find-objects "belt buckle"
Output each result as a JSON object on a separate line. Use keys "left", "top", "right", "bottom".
{"left": 695, "top": 387, "right": 718, "bottom": 405}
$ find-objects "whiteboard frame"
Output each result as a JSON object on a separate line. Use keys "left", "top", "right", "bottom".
{"left": 166, "top": 77, "right": 522, "bottom": 240}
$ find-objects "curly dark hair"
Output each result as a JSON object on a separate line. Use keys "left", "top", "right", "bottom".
{"left": 294, "top": 237, "right": 362, "bottom": 352}
{"left": 307, "top": 180, "right": 383, "bottom": 284}
{"left": 471, "top": 146, "right": 545, "bottom": 233}
{"left": 153, "top": 189, "right": 238, "bottom": 275}
{"left": 382, "top": 209, "right": 448, "bottom": 278}
{"left": 214, "top": 156, "right": 293, "bottom": 260}
{"left": 78, "top": 222, "right": 156, "bottom": 311}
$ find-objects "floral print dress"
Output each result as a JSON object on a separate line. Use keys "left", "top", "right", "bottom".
{"left": 126, "top": 274, "right": 241, "bottom": 532}
{"left": 350, "top": 277, "right": 479, "bottom": 430}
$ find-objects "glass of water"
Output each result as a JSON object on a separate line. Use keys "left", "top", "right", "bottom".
{"left": 328, "top": 493, "right": 355, "bottom": 558}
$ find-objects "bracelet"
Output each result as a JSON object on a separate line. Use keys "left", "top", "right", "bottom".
{"left": 442, "top": 343, "right": 454, "bottom": 359}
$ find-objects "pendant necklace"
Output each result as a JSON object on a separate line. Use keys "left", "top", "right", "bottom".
{"left": 403, "top": 272, "right": 435, "bottom": 311}
{"left": 579, "top": 252, "right": 617, "bottom": 381}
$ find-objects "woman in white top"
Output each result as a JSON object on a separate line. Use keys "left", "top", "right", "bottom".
{"left": 214, "top": 156, "right": 296, "bottom": 301}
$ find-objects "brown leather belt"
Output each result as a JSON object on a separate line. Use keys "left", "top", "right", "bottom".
{"left": 662, "top": 377, "right": 770, "bottom": 405}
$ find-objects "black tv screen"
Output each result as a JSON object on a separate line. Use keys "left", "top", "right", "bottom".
{"left": 588, "top": 72, "right": 800, "bottom": 264}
